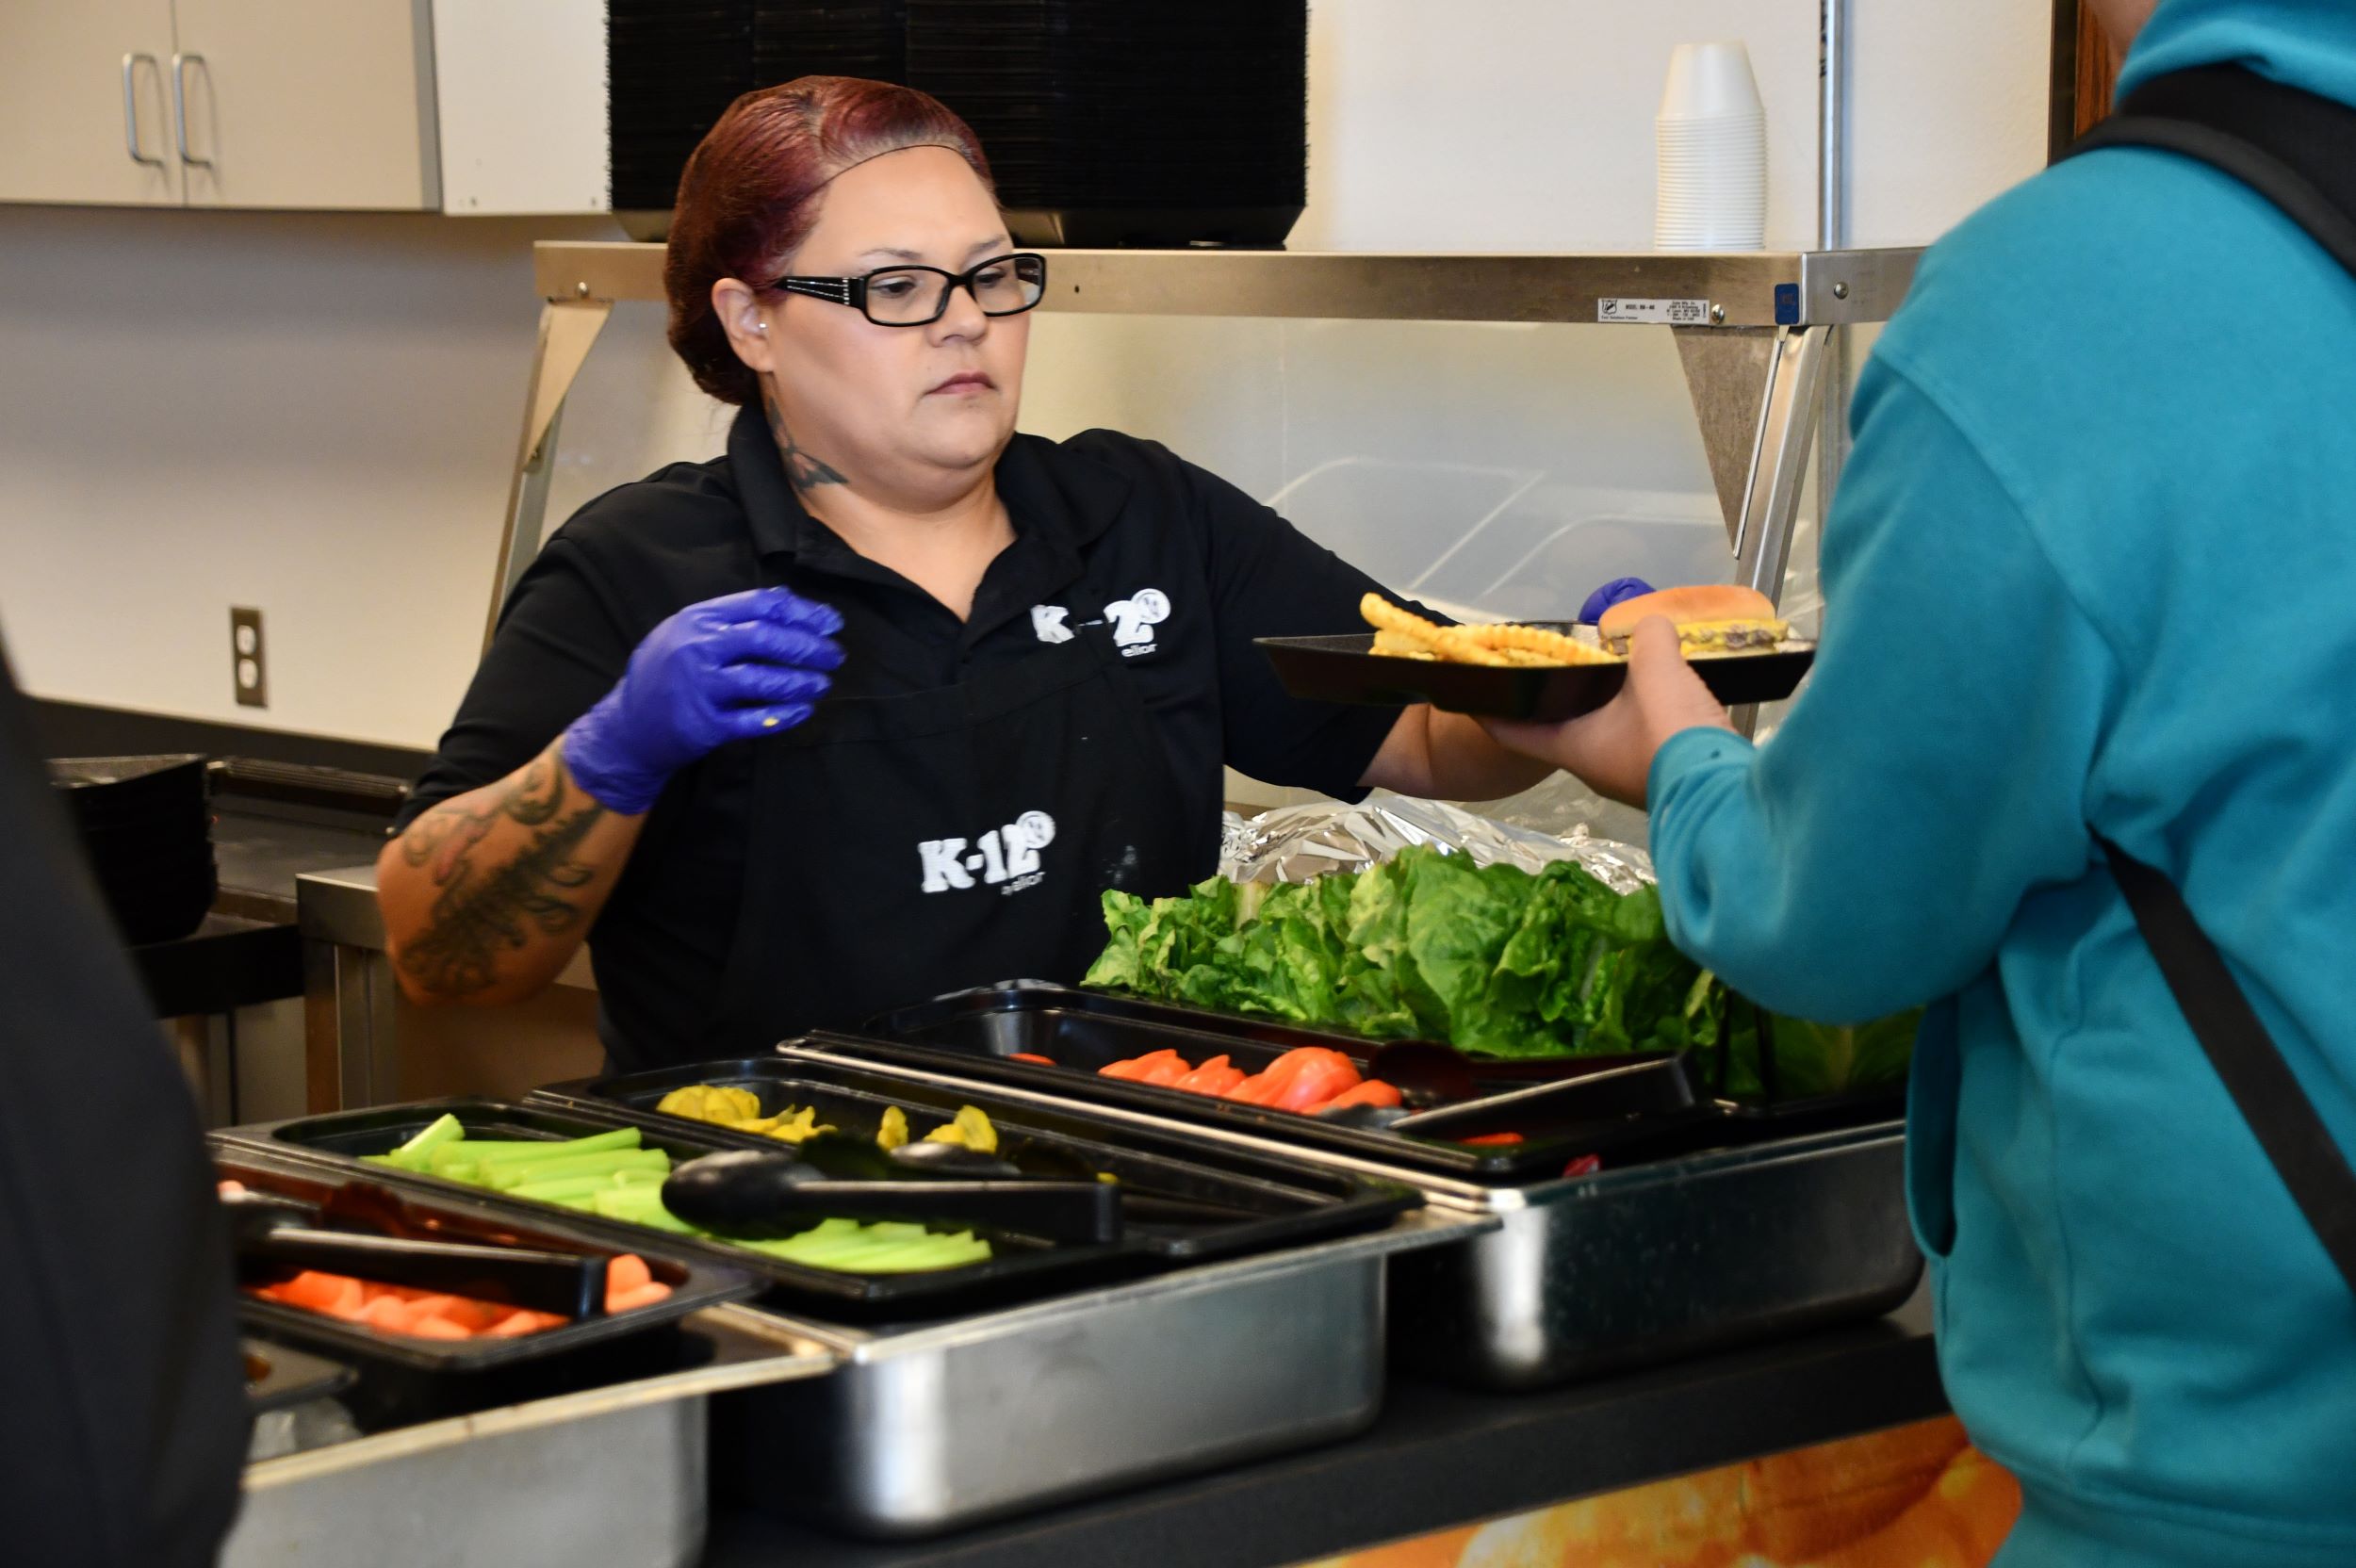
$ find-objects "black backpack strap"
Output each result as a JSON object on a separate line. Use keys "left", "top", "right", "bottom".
{"left": 2063, "top": 63, "right": 2356, "bottom": 278}
{"left": 2100, "top": 840, "right": 2356, "bottom": 1294}
{"left": 2068, "top": 66, "right": 2356, "bottom": 1296}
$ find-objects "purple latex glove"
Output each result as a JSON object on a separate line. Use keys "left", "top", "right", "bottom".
{"left": 561, "top": 587, "right": 844, "bottom": 815}
{"left": 1577, "top": 576, "right": 1656, "bottom": 625}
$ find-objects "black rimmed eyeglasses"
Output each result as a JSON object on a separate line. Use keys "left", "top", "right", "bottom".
{"left": 770, "top": 253, "right": 1049, "bottom": 327}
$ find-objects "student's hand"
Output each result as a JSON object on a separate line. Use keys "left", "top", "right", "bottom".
{"left": 1481, "top": 616, "right": 1733, "bottom": 807}
{"left": 561, "top": 587, "right": 844, "bottom": 815}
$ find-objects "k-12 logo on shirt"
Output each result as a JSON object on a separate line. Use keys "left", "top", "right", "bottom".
{"left": 1031, "top": 589, "right": 1171, "bottom": 657}
{"left": 1104, "top": 588, "right": 1170, "bottom": 657}
{"left": 918, "top": 810, "right": 1056, "bottom": 896}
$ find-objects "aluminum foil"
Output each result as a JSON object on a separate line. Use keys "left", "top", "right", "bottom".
{"left": 1219, "top": 791, "right": 1655, "bottom": 894}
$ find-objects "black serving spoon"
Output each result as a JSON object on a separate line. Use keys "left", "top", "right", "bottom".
{"left": 661, "top": 1150, "right": 1122, "bottom": 1245}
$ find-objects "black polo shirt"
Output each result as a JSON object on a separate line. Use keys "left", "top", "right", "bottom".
{"left": 399, "top": 406, "right": 1404, "bottom": 1069}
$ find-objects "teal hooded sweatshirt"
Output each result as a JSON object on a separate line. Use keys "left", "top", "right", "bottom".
{"left": 1644, "top": 3, "right": 2356, "bottom": 1561}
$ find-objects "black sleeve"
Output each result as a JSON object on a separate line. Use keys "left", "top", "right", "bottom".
{"left": 1183, "top": 457, "right": 1414, "bottom": 800}
{"left": 0, "top": 651, "right": 247, "bottom": 1568}
{"left": 395, "top": 537, "right": 638, "bottom": 831}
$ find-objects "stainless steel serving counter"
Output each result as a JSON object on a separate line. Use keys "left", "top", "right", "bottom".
{"left": 702, "top": 1283, "right": 1945, "bottom": 1568}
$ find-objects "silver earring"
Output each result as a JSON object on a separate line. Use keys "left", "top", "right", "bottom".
{"left": 755, "top": 321, "right": 768, "bottom": 333}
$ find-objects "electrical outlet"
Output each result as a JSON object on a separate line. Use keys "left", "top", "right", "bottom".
{"left": 230, "top": 607, "right": 268, "bottom": 709}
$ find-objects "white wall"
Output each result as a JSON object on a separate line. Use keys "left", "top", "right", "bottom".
{"left": 0, "top": 1, "right": 2049, "bottom": 757}
{"left": 0, "top": 208, "right": 619, "bottom": 746}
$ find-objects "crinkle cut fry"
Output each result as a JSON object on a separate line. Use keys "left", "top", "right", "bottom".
{"left": 1371, "top": 629, "right": 1440, "bottom": 661}
{"left": 1360, "top": 593, "right": 1619, "bottom": 667}
{"left": 1359, "top": 592, "right": 1446, "bottom": 644}
{"left": 1461, "top": 621, "right": 1620, "bottom": 666}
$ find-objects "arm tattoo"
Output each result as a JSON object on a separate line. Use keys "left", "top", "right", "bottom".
{"left": 762, "top": 390, "right": 846, "bottom": 492}
{"left": 395, "top": 753, "right": 606, "bottom": 998}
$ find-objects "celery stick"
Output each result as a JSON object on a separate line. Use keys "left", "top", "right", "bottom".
{"left": 743, "top": 1221, "right": 991, "bottom": 1272}
{"left": 357, "top": 1153, "right": 400, "bottom": 1169}
{"left": 390, "top": 1112, "right": 465, "bottom": 1165}
{"left": 845, "top": 1241, "right": 992, "bottom": 1273}
{"left": 507, "top": 1174, "right": 623, "bottom": 1202}
{"left": 483, "top": 1148, "right": 668, "bottom": 1188}
{"left": 461, "top": 1128, "right": 642, "bottom": 1165}
{"left": 590, "top": 1189, "right": 692, "bottom": 1232}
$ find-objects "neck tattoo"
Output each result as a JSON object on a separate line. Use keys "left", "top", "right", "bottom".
{"left": 763, "top": 394, "right": 847, "bottom": 493}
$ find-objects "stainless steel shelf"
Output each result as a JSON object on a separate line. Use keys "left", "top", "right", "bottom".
{"left": 531, "top": 241, "right": 1919, "bottom": 329}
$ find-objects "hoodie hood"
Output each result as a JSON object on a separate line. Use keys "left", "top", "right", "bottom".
{"left": 2119, "top": 0, "right": 2356, "bottom": 110}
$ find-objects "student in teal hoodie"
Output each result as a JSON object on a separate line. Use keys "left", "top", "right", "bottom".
{"left": 1493, "top": 1, "right": 2356, "bottom": 1561}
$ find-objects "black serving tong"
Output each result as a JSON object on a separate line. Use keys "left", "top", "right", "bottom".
{"left": 797, "top": 1131, "right": 1263, "bottom": 1228}
{"left": 1326, "top": 1053, "right": 1701, "bottom": 1142}
{"left": 223, "top": 1188, "right": 610, "bottom": 1318}
{"left": 663, "top": 1150, "right": 1123, "bottom": 1245}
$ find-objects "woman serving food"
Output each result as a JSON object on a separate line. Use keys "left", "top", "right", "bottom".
{"left": 379, "top": 76, "right": 1546, "bottom": 1070}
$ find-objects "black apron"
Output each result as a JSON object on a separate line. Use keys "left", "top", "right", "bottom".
{"left": 709, "top": 591, "right": 1207, "bottom": 1052}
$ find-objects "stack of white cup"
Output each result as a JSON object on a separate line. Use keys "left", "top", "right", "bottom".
{"left": 1655, "top": 41, "right": 1766, "bottom": 251}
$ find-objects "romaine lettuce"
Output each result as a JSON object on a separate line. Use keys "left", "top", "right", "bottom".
{"left": 1081, "top": 846, "right": 1719, "bottom": 1059}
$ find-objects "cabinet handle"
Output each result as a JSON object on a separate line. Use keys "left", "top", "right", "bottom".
{"left": 170, "top": 52, "right": 213, "bottom": 169}
{"left": 122, "top": 54, "right": 164, "bottom": 167}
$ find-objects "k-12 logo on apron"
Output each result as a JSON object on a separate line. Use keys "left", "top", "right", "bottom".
{"left": 917, "top": 810, "right": 1057, "bottom": 896}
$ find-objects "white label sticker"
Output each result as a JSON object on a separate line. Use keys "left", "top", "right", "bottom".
{"left": 1597, "top": 297, "right": 1710, "bottom": 325}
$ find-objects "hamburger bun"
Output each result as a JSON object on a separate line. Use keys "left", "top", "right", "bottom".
{"left": 1596, "top": 584, "right": 1789, "bottom": 655}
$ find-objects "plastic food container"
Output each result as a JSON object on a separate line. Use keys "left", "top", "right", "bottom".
{"left": 221, "top": 1152, "right": 757, "bottom": 1427}
{"left": 531, "top": 1051, "right": 1421, "bottom": 1266}
{"left": 857, "top": 983, "right": 1710, "bottom": 1179}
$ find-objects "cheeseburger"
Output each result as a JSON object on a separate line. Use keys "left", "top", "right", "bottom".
{"left": 1596, "top": 584, "right": 1790, "bottom": 656}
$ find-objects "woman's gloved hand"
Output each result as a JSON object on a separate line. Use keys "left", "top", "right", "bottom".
{"left": 561, "top": 587, "right": 844, "bottom": 815}
{"left": 1578, "top": 576, "right": 1656, "bottom": 624}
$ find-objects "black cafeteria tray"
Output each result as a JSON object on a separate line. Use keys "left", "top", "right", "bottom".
{"left": 854, "top": 984, "right": 1711, "bottom": 1181}
{"left": 528, "top": 1054, "right": 1420, "bottom": 1266}
{"left": 218, "top": 1151, "right": 755, "bottom": 1428}
{"left": 1256, "top": 629, "right": 1815, "bottom": 723}
{"left": 219, "top": 1099, "right": 1249, "bottom": 1321}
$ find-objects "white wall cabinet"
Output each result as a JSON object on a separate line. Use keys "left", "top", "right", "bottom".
{"left": 0, "top": 2, "right": 185, "bottom": 206}
{"left": 433, "top": 0, "right": 609, "bottom": 215}
{"left": 0, "top": 0, "right": 439, "bottom": 211}
{"left": 174, "top": 0, "right": 439, "bottom": 210}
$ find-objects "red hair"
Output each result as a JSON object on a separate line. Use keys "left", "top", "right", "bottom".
{"left": 664, "top": 76, "right": 993, "bottom": 406}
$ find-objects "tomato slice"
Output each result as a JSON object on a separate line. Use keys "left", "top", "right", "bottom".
{"left": 1101, "top": 1049, "right": 1186, "bottom": 1080}
{"left": 1319, "top": 1079, "right": 1403, "bottom": 1112}
{"left": 1137, "top": 1055, "right": 1194, "bottom": 1087}
{"left": 1008, "top": 1053, "right": 1056, "bottom": 1066}
{"left": 1223, "top": 1071, "right": 1284, "bottom": 1104}
{"left": 1175, "top": 1055, "right": 1246, "bottom": 1096}
{"left": 1271, "top": 1057, "right": 1363, "bottom": 1114}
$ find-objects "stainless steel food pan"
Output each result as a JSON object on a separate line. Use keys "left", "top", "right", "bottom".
{"left": 717, "top": 1211, "right": 1484, "bottom": 1539}
{"left": 783, "top": 1046, "right": 1917, "bottom": 1396}
{"left": 1391, "top": 1124, "right": 1919, "bottom": 1389}
{"left": 221, "top": 1307, "right": 836, "bottom": 1568}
